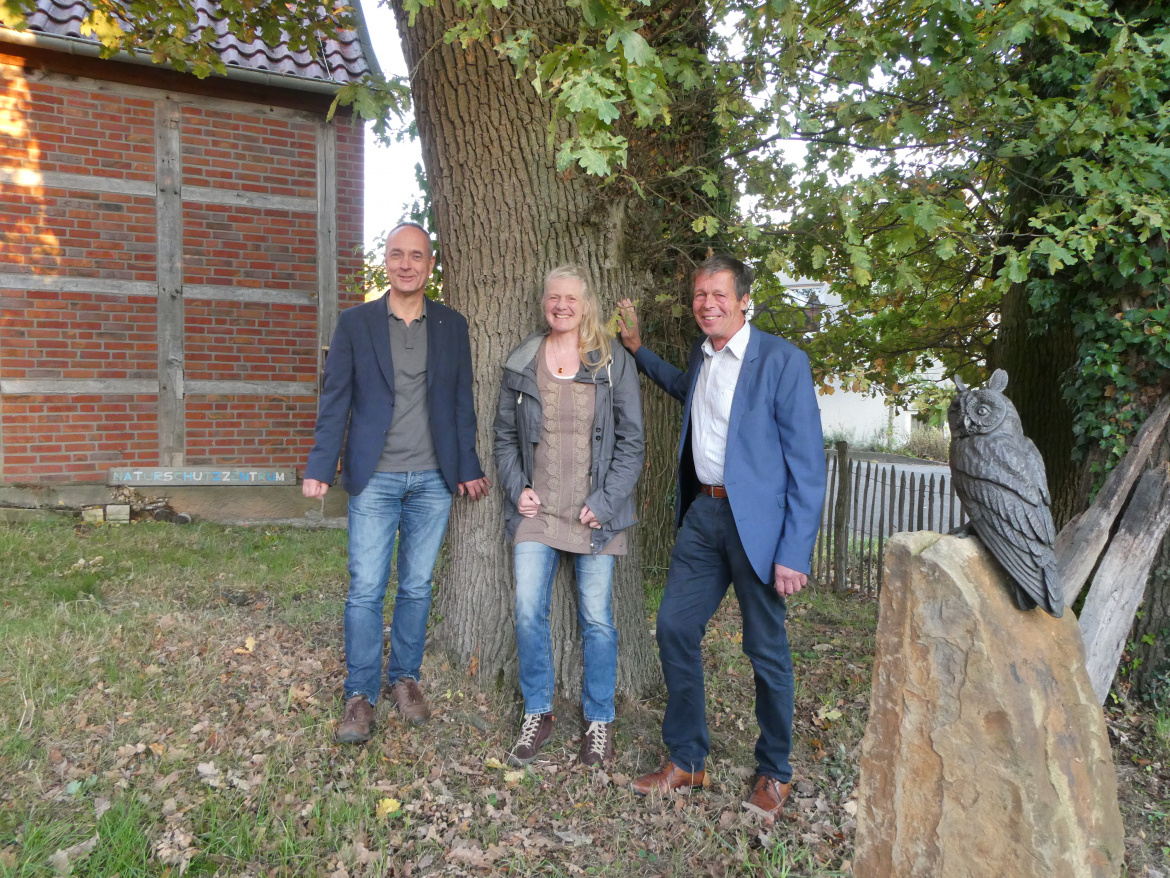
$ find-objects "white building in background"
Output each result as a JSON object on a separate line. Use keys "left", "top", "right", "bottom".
{"left": 777, "top": 276, "right": 916, "bottom": 445}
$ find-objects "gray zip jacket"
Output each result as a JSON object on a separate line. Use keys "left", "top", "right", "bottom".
{"left": 493, "top": 332, "right": 645, "bottom": 553}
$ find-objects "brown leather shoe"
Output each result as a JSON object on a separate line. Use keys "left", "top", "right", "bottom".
{"left": 631, "top": 760, "right": 707, "bottom": 796}
{"left": 336, "top": 694, "right": 374, "bottom": 744}
{"left": 742, "top": 775, "right": 791, "bottom": 822}
{"left": 390, "top": 678, "right": 431, "bottom": 725}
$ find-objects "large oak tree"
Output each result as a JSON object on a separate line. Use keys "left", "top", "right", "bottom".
{"left": 5, "top": 0, "right": 1169, "bottom": 696}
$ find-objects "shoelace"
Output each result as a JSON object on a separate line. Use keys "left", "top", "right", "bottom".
{"left": 585, "top": 721, "right": 608, "bottom": 756}
{"left": 516, "top": 713, "right": 544, "bottom": 748}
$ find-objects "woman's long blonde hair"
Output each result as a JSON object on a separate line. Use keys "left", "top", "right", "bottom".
{"left": 543, "top": 264, "right": 613, "bottom": 374}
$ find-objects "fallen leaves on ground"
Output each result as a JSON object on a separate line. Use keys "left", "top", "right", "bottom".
{"left": 3, "top": 523, "right": 1166, "bottom": 876}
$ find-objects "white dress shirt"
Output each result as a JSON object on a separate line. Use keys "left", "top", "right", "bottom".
{"left": 690, "top": 322, "right": 751, "bottom": 486}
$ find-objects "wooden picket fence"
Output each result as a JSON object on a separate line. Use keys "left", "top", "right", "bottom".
{"left": 810, "top": 441, "right": 967, "bottom": 596}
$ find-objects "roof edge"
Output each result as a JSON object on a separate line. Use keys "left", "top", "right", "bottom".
{"left": 0, "top": 26, "right": 351, "bottom": 95}
{"left": 353, "top": 0, "right": 382, "bottom": 80}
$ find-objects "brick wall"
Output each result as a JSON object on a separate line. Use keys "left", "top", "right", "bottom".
{"left": 2, "top": 395, "right": 158, "bottom": 479}
{"left": 1, "top": 82, "right": 155, "bottom": 181}
{"left": 0, "top": 63, "right": 365, "bottom": 484}
{"left": 181, "top": 106, "right": 316, "bottom": 198}
{"left": 185, "top": 396, "right": 318, "bottom": 468}
{"left": 184, "top": 300, "right": 318, "bottom": 382}
{"left": 182, "top": 204, "right": 318, "bottom": 289}
{"left": 0, "top": 189, "right": 157, "bottom": 276}
{"left": 2, "top": 291, "right": 158, "bottom": 380}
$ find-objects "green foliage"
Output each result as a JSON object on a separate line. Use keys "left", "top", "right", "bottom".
{"left": 910, "top": 383, "right": 955, "bottom": 431}
{"left": 330, "top": 74, "right": 413, "bottom": 145}
{"left": 719, "top": 0, "right": 1170, "bottom": 459}
{"left": 5, "top": 0, "right": 1166, "bottom": 468}
{"left": 1061, "top": 260, "right": 1170, "bottom": 465}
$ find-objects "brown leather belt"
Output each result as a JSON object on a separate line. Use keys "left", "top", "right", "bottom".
{"left": 700, "top": 483, "right": 728, "bottom": 498}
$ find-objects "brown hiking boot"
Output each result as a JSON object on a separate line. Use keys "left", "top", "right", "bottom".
{"left": 507, "top": 712, "right": 554, "bottom": 766}
{"left": 578, "top": 721, "right": 614, "bottom": 767}
{"left": 336, "top": 694, "right": 374, "bottom": 744}
{"left": 389, "top": 678, "right": 431, "bottom": 725}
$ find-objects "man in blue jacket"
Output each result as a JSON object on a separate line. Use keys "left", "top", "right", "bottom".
{"left": 617, "top": 254, "right": 825, "bottom": 821}
{"left": 303, "top": 222, "right": 490, "bottom": 744}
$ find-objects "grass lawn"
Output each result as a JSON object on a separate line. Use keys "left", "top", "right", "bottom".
{"left": 0, "top": 520, "right": 1166, "bottom": 876}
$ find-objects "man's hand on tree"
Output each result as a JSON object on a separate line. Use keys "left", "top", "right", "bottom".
{"left": 617, "top": 298, "right": 642, "bottom": 354}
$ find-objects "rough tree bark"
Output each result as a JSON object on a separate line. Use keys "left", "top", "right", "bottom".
{"left": 391, "top": 0, "right": 715, "bottom": 702}
{"left": 991, "top": 282, "right": 1080, "bottom": 528}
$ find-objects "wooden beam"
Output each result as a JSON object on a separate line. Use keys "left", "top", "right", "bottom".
{"left": 1057, "top": 396, "right": 1170, "bottom": 606}
{"left": 0, "top": 275, "right": 315, "bottom": 305}
{"left": 0, "top": 379, "right": 158, "bottom": 395}
{"left": 184, "top": 284, "right": 315, "bottom": 306}
{"left": 182, "top": 185, "right": 316, "bottom": 214}
{"left": 0, "top": 379, "right": 315, "bottom": 397}
{"left": 185, "top": 380, "right": 317, "bottom": 397}
{"left": 1079, "top": 465, "right": 1170, "bottom": 704}
{"left": 9, "top": 64, "right": 324, "bottom": 121}
{"left": 315, "top": 117, "right": 339, "bottom": 378}
{"left": 156, "top": 100, "right": 186, "bottom": 467}
{"left": 0, "top": 272, "right": 157, "bottom": 297}
{"left": 0, "top": 167, "right": 156, "bottom": 196}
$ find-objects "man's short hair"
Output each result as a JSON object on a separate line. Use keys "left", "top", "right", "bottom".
{"left": 695, "top": 254, "right": 754, "bottom": 301}
{"left": 386, "top": 221, "right": 433, "bottom": 257}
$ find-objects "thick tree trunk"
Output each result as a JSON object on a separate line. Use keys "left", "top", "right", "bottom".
{"left": 392, "top": 0, "right": 714, "bottom": 703}
{"left": 991, "top": 282, "right": 1080, "bottom": 527}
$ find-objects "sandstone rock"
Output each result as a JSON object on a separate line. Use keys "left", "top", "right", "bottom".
{"left": 854, "top": 532, "right": 1124, "bottom": 878}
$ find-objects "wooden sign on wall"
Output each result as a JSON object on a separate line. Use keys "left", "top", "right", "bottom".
{"left": 108, "top": 468, "right": 297, "bottom": 486}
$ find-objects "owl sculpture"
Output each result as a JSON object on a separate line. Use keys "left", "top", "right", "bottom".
{"left": 948, "top": 369, "right": 1063, "bottom": 617}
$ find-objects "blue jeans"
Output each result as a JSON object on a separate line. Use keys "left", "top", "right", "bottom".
{"left": 514, "top": 542, "right": 617, "bottom": 722}
{"left": 656, "top": 493, "right": 795, "bottom": 782}
{"left": 344, "top": 470, "right": 452, "bottom": 704}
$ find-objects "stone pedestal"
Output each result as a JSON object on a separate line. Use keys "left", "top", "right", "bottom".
{"left": 854, "top": 532, "right": 1124, "bottom": 878}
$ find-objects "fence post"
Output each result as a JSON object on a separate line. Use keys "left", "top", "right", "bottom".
{"left": 876, "top": 468, "right": 888, "bottom": 595}
{"left": 833, "top": 441, "right": 851, "bottom": 593}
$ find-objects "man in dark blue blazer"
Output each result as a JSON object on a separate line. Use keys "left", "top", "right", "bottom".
{"left": 303, "top": 222, "right": 490, "bottom": 744}
{"left": 618, "top": 254, "right": 825, "bottom": 821}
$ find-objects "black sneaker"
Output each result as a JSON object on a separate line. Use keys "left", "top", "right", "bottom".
{"left": 578, "top": 720, "right": 614, "bottom": 766}
{"left": 507, "top": 712, "right": 554, "bottom": 766}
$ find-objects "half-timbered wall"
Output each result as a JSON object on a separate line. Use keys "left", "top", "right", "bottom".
{"left": 0, "top": 61, "right": 365, "bottom": 482}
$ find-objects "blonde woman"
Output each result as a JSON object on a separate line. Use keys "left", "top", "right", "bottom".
{"left": 493, "top": 265, "right": 644, "bottom": 767}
